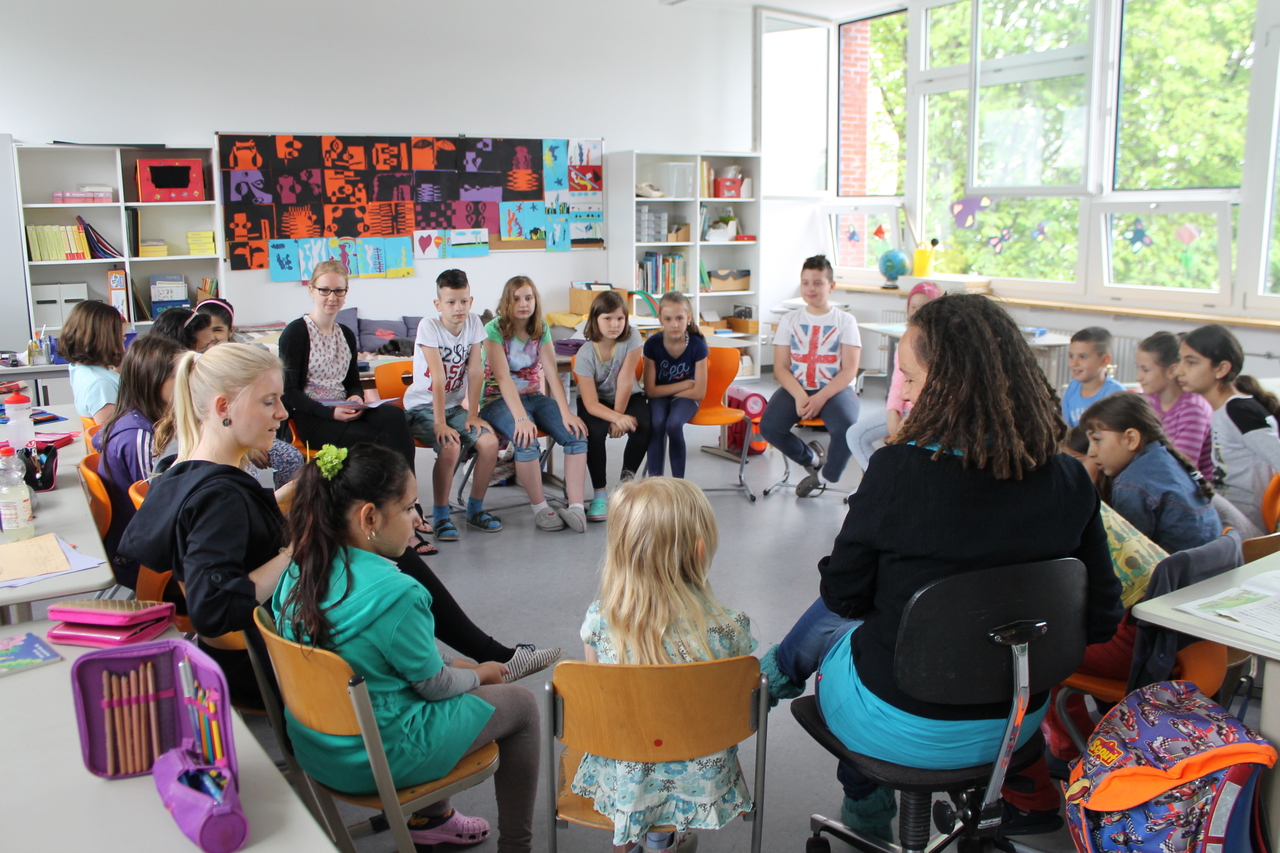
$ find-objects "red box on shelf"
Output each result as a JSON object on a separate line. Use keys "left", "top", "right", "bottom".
{"left": 135, "top": 159, "right": 206, "bottom": 201}
{"left": 713, "top": 178, "right": 743, "bottom": 198}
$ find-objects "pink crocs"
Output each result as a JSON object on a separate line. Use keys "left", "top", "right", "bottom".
{"left": 407, "top": 809, "right": 491, "bottom": 846}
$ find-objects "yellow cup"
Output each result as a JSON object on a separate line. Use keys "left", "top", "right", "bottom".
{"left": 913, "top": 248, "right": 933, "bottom": 277}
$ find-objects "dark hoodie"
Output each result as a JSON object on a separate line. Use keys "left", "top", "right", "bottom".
{"left": 119, "top": 460, "right": 284, "bottom": 639}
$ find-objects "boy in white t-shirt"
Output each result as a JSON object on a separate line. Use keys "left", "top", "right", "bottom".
{"left": 759, "top": 254, "right": 862, "bottom": 497}
{"left": 404, "top": 269, "right": 503, "bottom": 540}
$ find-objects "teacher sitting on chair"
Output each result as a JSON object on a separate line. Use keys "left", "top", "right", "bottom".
{"left": 760, "top": 293, "right": 1123, "bottom": 840}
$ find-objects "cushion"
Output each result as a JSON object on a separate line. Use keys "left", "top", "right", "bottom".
{"left": 336, "top": 307, "right": 359, "bottom": 340}
{"left": 1100, "top": 503, "right": 1167, "bottom": 608}
{"left": 403, "top": 315, "right": 423, "bottom": 340}
{"left": 357, "top": 318, "right": 407, "bottom": 353}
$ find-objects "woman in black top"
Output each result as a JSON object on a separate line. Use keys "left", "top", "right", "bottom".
{"left": 121, "top": 343, "right": 560, "bottom": 708}
{"left": 761, "top": 294, "right": 1122, "bottom": 839}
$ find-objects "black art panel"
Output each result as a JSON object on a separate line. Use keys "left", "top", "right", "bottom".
{"left": 410, "top": 137, "right": 460, "bottom": 171}
{"left": 275, "top": 169, "right": 324, "bottom": 204}
{"left": 279, "top": 204, "right": 324, "bottom": 239}
{"left": 320, "top": 136, "right": 368, "bottom": 169}
{"left": 499, "top": 138, "right": 543, "bottom": 201}
{"left": 220, "top": 135, "right": 272, "bottom": 170}
{"left": 368, "top": 138, "right": 411, "bottom": 171}
{"left": 224, "top": 168, "right": 273, "bottom": 204}
{"left": 458, "top": 137, "right": 500, "bottom": 173}
{"left": 450, "top": 200, "right": 497, "bottom": 232}
{"left": 371, "top": 172, "right": 414, "bottom": 201}
{"left": 412, "top": 170, "right": 460, "bottom": 203}
{"left": 271, "top": 135, "right": 322, "bottom": 171}
{"left": 223, "top": 204, "right": 276, "bottom": 243}
{"left": 458, "top": 171, "right": 504, "bottom": 203}
{"left": 415, "top": 202, "right": 452, "bottom": 231}
{"left": 324, "top": 204, "right": 370, "bottom": 238}
{"left": 323, "top": 169, "right": 371, "bottom": 205}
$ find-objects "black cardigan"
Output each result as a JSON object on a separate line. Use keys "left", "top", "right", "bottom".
{"left": 278, "top": 316, "right": 363, "bottom": 422}
{"left": 818, "top": 443, "right": 1123, "bottom": 721}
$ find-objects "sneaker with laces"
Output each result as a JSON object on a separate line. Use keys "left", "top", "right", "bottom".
{"left": 558, "top": 505, "right": 587, "bottom": 532}
{"left": 407, "top": 808, "right": 490, "bottom": 846}
{"left": 586, "top": 496, "right": 608, "bottom": 521}
{"left": 503, "top": 644, "right": 562, "bottom": 682}
{"left": 534, "top": 508, "right": 565, "bottom": 531}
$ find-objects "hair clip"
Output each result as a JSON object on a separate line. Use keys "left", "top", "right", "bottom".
{"left": 315, "top": 444, "right": 347, "bottom": 480}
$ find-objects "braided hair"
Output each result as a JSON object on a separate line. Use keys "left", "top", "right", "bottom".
{"left": 1080, "top": 392, "right": 1214, "bottom": 500}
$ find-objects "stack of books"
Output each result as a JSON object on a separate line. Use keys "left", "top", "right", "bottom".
{"left": 150, "top": 274, "right": 189, "bottom": 315}
{"left": 25, "top": 224, "right": 90, "bottom": 261}
{"left": 139, "top": 239, "right": 167, "bottom": 258}
{"left": 187, "top": 231, "right": 215, "bottom": 256}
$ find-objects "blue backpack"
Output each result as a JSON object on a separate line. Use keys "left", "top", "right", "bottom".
{"left": 1063, "top": 681, "right": 1275, "bottom": 853}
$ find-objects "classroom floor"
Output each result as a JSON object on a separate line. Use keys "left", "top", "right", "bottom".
{"left": 232, "top": 374, "right": 1121, "bottom": 853}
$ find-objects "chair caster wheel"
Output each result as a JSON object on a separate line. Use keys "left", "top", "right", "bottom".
{"left": 933, "top": 798, "right": 957, "bottom": 834}
{"left": 806, "top": 835, "right": 831, "bottom": 853}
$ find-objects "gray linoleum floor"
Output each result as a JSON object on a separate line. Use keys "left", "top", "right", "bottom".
{"left": 237, "top": 374, "right": 1120, "bottom": 852}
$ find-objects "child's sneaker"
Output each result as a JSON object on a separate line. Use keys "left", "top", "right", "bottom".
{"left": 804, "top": 439, "right": 826, "bottom": 476}
{"left": 557, "top": 505, "right": 587, "bottom": 532}
{"left": 407, "top": 808, "right": 489, "bottom": 846}
{"left": 642, "top": 830, "right": 698, "bottom": 851}
{"left": 534, "top": 508, "right": 565, "bottom": 531}
{"left": 586, "top": 496, "right": 608, "bottom": 522}
{"left": 502, "top": 644, "right": 562, "bottom": 682}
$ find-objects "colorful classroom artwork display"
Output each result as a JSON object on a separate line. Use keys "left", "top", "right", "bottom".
{"left": 950, "top": 195, "right": 992, "bottom": 229}
{"left": 219, "top": 133, "right": 603, "bottom": 271}
{"left": 414, "top": 230, "right": 449, "bottom": 259}
{"left": 447, "top": 229, "right": 490, "bottom": 258}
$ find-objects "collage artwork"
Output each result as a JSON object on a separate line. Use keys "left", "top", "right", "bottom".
{"left": 216, "top": 134, "right": 604, "bottom": 282}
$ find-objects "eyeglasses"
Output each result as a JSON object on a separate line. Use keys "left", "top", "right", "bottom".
{"left": 312, "top": 286, "right": 348, "bottom": 297}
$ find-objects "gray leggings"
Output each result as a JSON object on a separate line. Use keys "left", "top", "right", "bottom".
{"left": 426, "top": 684, "right": 540, "bottom": 853}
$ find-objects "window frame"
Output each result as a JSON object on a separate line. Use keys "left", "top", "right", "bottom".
{"left": 822, "top": 200, "right": 912, "bottom": 285}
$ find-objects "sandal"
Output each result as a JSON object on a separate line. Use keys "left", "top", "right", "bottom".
{"left": 407, "top": 808, "right": 490, "bottom": 846}
{"left": 412, "top": 502, "right": 433, "bottom": 535}
{"left": 412, "top": 529, "right": 438, "bottom": 556}
{"left": 434, "top": 518, "right": 460, "bottom": 542}
{"left": 466, "top": 509, "right": 503, "bottom": 532}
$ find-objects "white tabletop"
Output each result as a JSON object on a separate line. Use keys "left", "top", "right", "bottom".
{"left": 0, "top": 361, "right": 70, "bottom": 382}
{"left": 856, "top": 322, "right": 1072, "bottom": 348}
{"left": 0, "top": 403, "right": 115, "bottom": 610}
{"left": 0, "top": 623, "right": 337, "bottom": 851}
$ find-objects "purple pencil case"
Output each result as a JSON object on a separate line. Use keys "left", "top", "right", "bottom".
{"left": 70, "top": 638, "right": 248, "bottom": 852}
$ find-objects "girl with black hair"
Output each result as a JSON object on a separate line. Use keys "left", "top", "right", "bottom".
{"left": 1080, "top": 393, "right": 1220, "bottom": 553}
{"left": 1136, "top": 331, "right": 1213, "bottom": 479}
{"left": 273, "top": 444, "right": 538, "bottom": 851}
{"left": 1178, "top": 324, "right": 1280, "bottom": 533}
{"left": 151, "top": 307, "right": 215, "bottom": 352}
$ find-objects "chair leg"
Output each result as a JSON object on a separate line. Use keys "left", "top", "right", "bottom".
{"left": 451, "top": 451, "right": 478, "bottom": 512}
{"left": 1054, "top": 686, "right": 1089, "bottom": 756}
{"left": 898, "top": 791, "right": 931, "bottom": 853}
{"left": 312, "top": 786, "right": 359, "bottom": 853}
{"left": 544, "top": 681, "right": 560, "bottom": 853}
{"left": 763, "top": 452, "right": 792, "bottom": 497}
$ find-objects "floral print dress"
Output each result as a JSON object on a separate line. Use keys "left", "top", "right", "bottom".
{"left": 571, "top": 600, "right": 757, "bottom": 845}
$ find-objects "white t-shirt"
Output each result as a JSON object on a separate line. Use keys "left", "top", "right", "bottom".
{"left": 403, "top": 313, "right": 487, "bottom": 411}
{"left": 774, "top": 307, "right": 861, "bottom": 391}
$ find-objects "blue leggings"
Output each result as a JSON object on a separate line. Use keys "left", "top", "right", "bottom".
{"left": 646, "top": 396, "right": 700, "bottom": 478}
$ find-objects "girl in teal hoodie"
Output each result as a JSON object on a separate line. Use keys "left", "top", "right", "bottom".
{"left": 273, "top": 444, "right": 540, "bottom": 852}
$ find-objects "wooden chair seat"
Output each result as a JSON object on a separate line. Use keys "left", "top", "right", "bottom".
{"left": 316, "top": 742, "right": 499, "bottom": 811}
{"left": 554, "top": 747, "right": 679, "bottom": 832}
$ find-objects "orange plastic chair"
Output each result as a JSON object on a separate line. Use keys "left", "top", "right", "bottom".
{"left": 687, "top": 347, "right": 755, "bottom": 501}
{"left": 373, "top": 360, "right": 413, "bottom": 403}
{"left": 287, "top": 419, "right": 320, "bottom": 460}
{"left": 128, "top": 479, "right": 148, "bottom": 510}
{"left": 761, "top": 416, "right": 853, "bottom": 501}
{"left": 1261, "top": 473, "right": 1280, "bottom": 534}
{"left": 83, "top": 422, "right": 104, "bottom": 455}
{"left": 79, "top": 415, "right": 96, "bottom": 432}
{"left": 78, "top": 453, "right": 112, "bottom": 540}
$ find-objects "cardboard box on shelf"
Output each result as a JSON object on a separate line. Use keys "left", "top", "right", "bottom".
{"left": 707, "top": 270, "right": 750, "bottom": 292}
{"left": 569, "top": 283, "right": 619, "bottom": 315}
{"left": 666, "top": 224, "right": 690, "bottom": 242}
{"left": 727, "top": 317, "right": 759, "bottom": 335}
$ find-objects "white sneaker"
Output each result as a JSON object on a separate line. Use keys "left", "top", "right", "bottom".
{"left": 557, "top": 505, "right": 587, "bottom": 532}
{"left": 502, "top": 645, "right": 562, "bottom": 682}
{"left": 534, "top": 508, "right": 565, "bottom": 531}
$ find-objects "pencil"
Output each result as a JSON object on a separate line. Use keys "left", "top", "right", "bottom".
{"left": 199, "top": 690, "right": 212, "bottom": 763}
{"left": 211, "top": 717, "right": 223, "bottom": 762}
{"left": 127, "top": 670, "right": 139, "bottom": 773}
{"left": 132, "top": 669, "right": 147, "bottom": 770}
{"left": 103, "top": 670, "right": 115, "bottom": 776}
{"left": 146, "top": 662, "right": 161, "bottom": 761}
{"left": 112, "top": 674, "right": 131, "bottom": 775}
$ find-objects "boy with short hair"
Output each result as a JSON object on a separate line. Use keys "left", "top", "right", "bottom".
{"left": 1061, "top": 326, "right": 1126, "bottom": 427}
{"left": 404, "top": 269, "right": 503, "bottom": 539}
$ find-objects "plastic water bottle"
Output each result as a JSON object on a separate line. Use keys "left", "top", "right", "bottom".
{"left": 5, "top": 391, "right": 35, "bottom": 456}
{"left": 0, "top": 446, "right": 33, "bottom": 542}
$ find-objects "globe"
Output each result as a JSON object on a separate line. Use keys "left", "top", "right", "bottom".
{"left": 878, "top": 249, "right": 912, "bottom": 285}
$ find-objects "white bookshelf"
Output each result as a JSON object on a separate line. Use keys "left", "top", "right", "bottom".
{"left": 606, "top": 151, "right": 763, "bottom": 379}
{"left": 12, "top": 143, "right": 221, "bottom": 333}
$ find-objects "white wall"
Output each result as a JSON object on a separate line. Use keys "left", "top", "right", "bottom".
{"left": 0, "top": 0, "right": 754, "bottom": 324}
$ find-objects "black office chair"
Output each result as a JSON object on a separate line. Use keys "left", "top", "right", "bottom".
{"left": 793, "top": 558, "right": 1088, "bottom": 853}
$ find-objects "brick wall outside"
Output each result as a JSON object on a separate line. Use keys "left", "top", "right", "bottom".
{"left": 837, "top": 20, "right": 869, "bottom": 267}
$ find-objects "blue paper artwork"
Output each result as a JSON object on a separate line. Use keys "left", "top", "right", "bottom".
{"left": 543, "top": 139, "right": 569, "bottom": 192}
{"left": 328, "top": 237, "right": 360, "bottom": 277}
{"left": 568, "top": 138, "right": 602, "bottom": 167}
{"left": 384, "top": 236, "right": 414, "bottom": 277}
{"left": 499, "top": 201, "right": 548, "bottom": 241}
{"left": 448, "top": 229, "right": 490, "bottom": 258}
{"left": 358, "top": 237, "right": 386, "bottom": 277}
{"left": 268, "top": 239, "right": 299, "bottom": 281}
{"left": 546, "top": 215, "right": 571, "bottom": 252}
{"left": 544, "top": 190, "right": 571, "bottom": 216}
{"left": 414, "top": 229, "right": 449, "bottom": 259}
{"left": 296, "top": 238, "right": 330, "bottom": 281}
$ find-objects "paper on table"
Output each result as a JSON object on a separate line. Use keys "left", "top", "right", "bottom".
{"left": 0, "top": 534, "right": 104, "bottom": 588}
{"left": 317, "top": 399, "right": 395, "bottom": 410}
{"left": 1228, "top": 595, "right": 1280, "bottom": 638}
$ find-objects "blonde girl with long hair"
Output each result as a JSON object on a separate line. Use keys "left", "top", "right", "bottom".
{"left": 572, "top": 478, "right": 757, "bottom": 853}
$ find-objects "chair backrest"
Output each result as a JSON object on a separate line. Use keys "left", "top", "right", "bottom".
{"left": 80, "top": 415, "right": 96, "bottom": 432}
{"left": 552, "top": 656, "right": 761, "bottom": 763}
{"left": 700, "top": 346, "right": 740, "bottom": 410}
{"left": 1262, "top": 473, "right": 1280, "bottom": 534}
{"left": 895, "top": 559, "right": 1088, "bottom": 706}
{"left": 78, "top": 453, "right": 112, "bottom": 539}
{"left": 84, "top": 422, "right": 104, "bottom": 454}
{"left": 374, "top": 360, "right": 413, "bottom": 402}
{"left": 128, "top": 479, "right": 148, "bottom": 511}
{"left": 1244, "top": 531, "right": 1280, "bottom": 564}
{"left": 253, "top": 606, "right": 362, "bottom": 736}
{"left": 135, "top": 565, "right": 172, "bottom": 602}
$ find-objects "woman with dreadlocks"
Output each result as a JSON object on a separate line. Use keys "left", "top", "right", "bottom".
{"left": 759, "top": 294, "right": 1122, "bottom": 841}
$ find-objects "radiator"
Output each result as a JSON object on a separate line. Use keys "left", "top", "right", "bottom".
{"left": 1043, "top": 329, "right": 1140, "bottom": 389}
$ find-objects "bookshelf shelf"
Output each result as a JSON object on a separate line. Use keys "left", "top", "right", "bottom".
{"left": 14, "top": 143, "right": 221, "bottom": 332}
{"left": 607, "top": 150, "right": 762, "bottom": 378}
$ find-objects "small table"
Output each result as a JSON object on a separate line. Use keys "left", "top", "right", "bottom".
{"left": 0, "top": 622, "right": 338, "bottom": 852}
{"left": 856, "top": 323, "right": 1071, "bottom": 381}
{"left": 0, "top": 362, "right": 70, "bottom": 406}
{"left": 0, "top": 403, "right": 114, "bottom": 623}
{"left": 1132, "top": 551, "right": 1280, "bottom": 850}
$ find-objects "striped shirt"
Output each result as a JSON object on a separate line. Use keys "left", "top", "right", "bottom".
{"left": 1147, "top": 392, "right": 1214, "bottom": 481}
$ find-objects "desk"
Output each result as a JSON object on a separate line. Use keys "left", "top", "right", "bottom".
{"left": 0, "top": 361, "right": 70, "bottom": 406}
{"left": 0, "top": 622, "right": 337, "bottom": 851}
{"left": 1132, "top": 551, "right": 1280, "bottom": 849}
{"left": 0, "top": 403, "right": 114, "bottom": 622}
{"left": 857, "top": 322, "right": 1071, "bottom": 382}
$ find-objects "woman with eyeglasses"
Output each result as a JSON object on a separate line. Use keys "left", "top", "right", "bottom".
{"left": 279, "top": 259, "right": 419, "bottom": 487}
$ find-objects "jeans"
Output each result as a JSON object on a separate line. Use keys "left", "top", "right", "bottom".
{"left": 758, "top": 386, "right": 860, "bottom": 481}
{"left": 480, "top": 393, "right": 587, "bottom": 462}
{"left": 578, "top": 395, "right": 650, "bottom": 488}
{"left": 846, "top": 410, "right": 888, "bottom": 474}
{"left": 646, "top": 396, "right": 700, "bottom": 478}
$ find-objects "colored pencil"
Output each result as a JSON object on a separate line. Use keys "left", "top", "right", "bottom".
{"left": 113, "top": 674, "right": 131, "bottom": 775}
{"left": 129, "top": 669, "right": 143, "bottom": 770}
{"left": 146, "top": 662, "right": 161, "bottom": 760}
{"left": 103, "top": 670, "right": 115, "bottom": 776}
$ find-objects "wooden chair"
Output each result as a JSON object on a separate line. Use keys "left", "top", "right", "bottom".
{"left": 761, "top": 416, "right": 853, "bottom": 502}
{"left": 1244, "top": 531, "right": 1280, "bottom": 564}
{"left": 544, "top": 657, "right": 768, "bottom": 852}
{"left": 83, "top": 422, "right": 103, "bottom": 455}
{"left": 77, "top": 453, "right": 111, "bottom": 539}
{"left": 252, "top": 607, "right": 500, "bottom": 853}
{"left": 689, "top": 347, "right": 755, "bottom": 502}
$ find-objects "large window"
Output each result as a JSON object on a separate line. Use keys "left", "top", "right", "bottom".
{"left": 837, "top": 11, "right": 908, "bottom": 197}
{"left": 760, "top": 12, "right": 832, "bottom": 195}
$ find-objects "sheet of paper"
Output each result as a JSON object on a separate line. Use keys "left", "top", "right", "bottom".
{"left": 0, "top": 533, "right": 72, "bottom": 582}
{"left": 1244, "top": 569, "right": 1280, "bottom": 596}
{"left": 0, "top": 536, "right": 104, "bottom": 588}
{"left": 1226, "top": 595, "right": 1280, "bottom": 639}
{"left": 317, "top": 399, "right": 395, "bottom": 410}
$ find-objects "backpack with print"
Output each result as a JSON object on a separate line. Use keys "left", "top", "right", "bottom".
{"left": 1063, "top": 681, "right": 1275, "bottom": 853}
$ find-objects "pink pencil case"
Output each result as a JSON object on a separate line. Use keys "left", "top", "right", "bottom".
{"left": 47, "top": 599, "right": 176, "bottom": 648}
{"left": 70, "top": 639, "right": 248, "bottom": 852}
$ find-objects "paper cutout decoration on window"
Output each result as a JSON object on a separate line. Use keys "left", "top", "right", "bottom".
{"left": 1124, "top": 218, "right": 1153, "bottom": 252}
{"left": 873, "top": 224, "right": 887, "bottom": 240}
{"left": 1176, "top": 224, "right": 1201, "bottom": 271}
{"left": 1033, "top": 220, "right": 1049, "bottom": 242}
{"left": 846, "top": 225, "right": 860, "bottom": 243}
{"left": 951, "top": 196, "right": 992, "bottom": 229}
{"left": 987, "top": 227, "right": 1013, "bottom": 254}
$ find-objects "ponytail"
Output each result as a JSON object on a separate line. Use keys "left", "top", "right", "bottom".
{"left": 1236, "top": 375, "right": 1280, "bottom": 420}
{"left": 281, "top": 444, "right": 411, "bottom": 650}
{"left": 173, "top": 351, "right": 203, "bottom": 462}
{"left": 171, "top": 343, "right": 283, "bottom": 463}
{"left": 1080, "top": 393, "right": 1214, "bottom": 501}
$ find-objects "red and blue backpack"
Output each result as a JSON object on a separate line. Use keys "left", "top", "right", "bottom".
{"left": 1064, "top": 681, "right": 1275, "bottom": 853}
